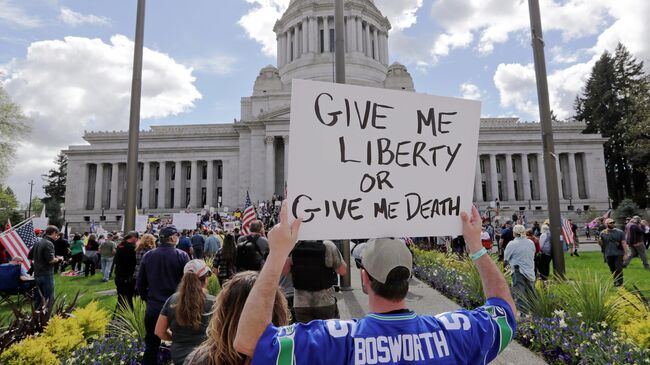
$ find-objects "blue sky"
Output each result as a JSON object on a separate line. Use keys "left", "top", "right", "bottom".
{"left": 1, "top": 0, "right": 648, "bottom": 203}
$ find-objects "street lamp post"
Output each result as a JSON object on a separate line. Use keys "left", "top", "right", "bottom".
{"left": 124, "top": 0, "right": 146, "bottom": 232}
{"left": 527, "top": 0, "right": 565, "bottom": 277}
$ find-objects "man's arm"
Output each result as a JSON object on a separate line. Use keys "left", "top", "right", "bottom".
{"left": 462, "top": 207, "right": 516, "bottom": 314}
{"left": 234, "top": 201, "right": 301, "bottom": 357}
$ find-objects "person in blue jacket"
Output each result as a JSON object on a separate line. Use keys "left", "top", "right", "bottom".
{"left": 234, "top": 202, "right": 517, "bottom": 365}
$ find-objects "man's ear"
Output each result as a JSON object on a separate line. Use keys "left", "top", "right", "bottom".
{"left": 361, "top": 269, "right": 370, "bottom": 287}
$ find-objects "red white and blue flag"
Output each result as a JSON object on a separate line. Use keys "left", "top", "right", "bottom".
{"left": 241, "top": 191, "right": 257, "bottom": 235}
{"left": 0, "top": 219, "right": 37, "bottom": 270}
{"left": 561, "top": 218, "right": 575, "bottom": 245}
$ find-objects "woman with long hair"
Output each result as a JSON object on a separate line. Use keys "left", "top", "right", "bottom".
{"left": 184, "top": 271, "right": 289, "bottom": 365}
{"left": 83, "top": 234, "right": 99, "bottom": 277}
{"left": 134, "top": 233, "right": 156, "bottom": 279}
{"left": 155, "top": 259, "right": 216, "bottom": 365}
{"left": 214, "top": 233, "right": 237, "bottom": 285}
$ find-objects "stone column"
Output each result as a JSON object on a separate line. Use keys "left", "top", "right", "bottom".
{"left": 283, "top": 136, "right": 290, "bottom": 185}
{"left": 286, "top": 30, "right": 292, "bottom": 62}
{"left": 174, "top": 161, "right": 182, "bottom": 209}
{"left": 110, "top": 163, "right": 119, "bottom": 209}
{"left": 568, "top": 153, "right": 580, "bottom": 200}
{"left": 302, "top": 19, "right": 309, "bottom": 55}
{"left": 356, "top": 17, "right": 363, "bottom": 54}
{"left": 323, "top": 17, "right": 330, "bottom": 53}
{"left": 346, "top": 16, "right": 353, "bottom": 52}
{"left": 521, "top": 154, "right": 531, "bottom": 201}
{"left": 373, "top": 27, "right": 379, "bottom": 60}
{"left": 310, "top": 16, "right": 318, "bottom": 53}
{"left": 537, "top": 153, "right": 547, "bottom": 201}
{"left": 265, "top": 136, "right": 275, "bottom": 199}
{"left": 474, "top": 156, "right": 482, "bottom": 201}
{"left": 504, "top": 154, "right": 515, "bottom": 201}
{"left": 365, "top": 22, "right": 371, "bottom": 57}
{"left": 222, "top": 158, "right": 239, "bottom": 209}
{"left": 489, "top": 154, "right": 498, "bottom": 201}
{"left": 555, "top": 154, "right": 563, "bottom": 199}
{"left": 190, "top": 160, "right": 198, "bottom": 208}
{"left": 158, "top": 162, "right": 167, "bottom": 209}
{"left": 94, "top": 163, "right": 104, "bottom": 210}
{"left": 206, "top": 160, "right": 214, "bottom": 208}
{"left": 293, "top": 27, "right": 299, "bottom": 59}
{"left": 80, "top": 163, "right": 89, "bottom": 210}
{"left": 277, "top": 35, "right": 283, "bottom": 67}
{"left": 141, "top": 161, "right": 150, "bottom": 209}
{"left": 381, "top": 33, "right": 389, "bottom": 65}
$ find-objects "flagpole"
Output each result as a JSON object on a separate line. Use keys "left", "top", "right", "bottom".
{"left": 0, "top": 216, "right": 35, "bottom": 234}
{"left": 334, "top": 0, "right": 352, "bottom": 291}
{"left": 124, "top": 0, "right": 146, "bottom": 232}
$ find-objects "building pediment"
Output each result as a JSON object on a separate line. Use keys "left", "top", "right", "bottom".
{"left": 257, "top": 106, "right": 291, "bottom": 121}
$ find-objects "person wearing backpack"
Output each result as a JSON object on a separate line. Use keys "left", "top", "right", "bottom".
{"left": 286, "top": 240, "right": 347, "bottom": 323}
{"left": 236, "top": 220, "right": 269, "bottom": 271}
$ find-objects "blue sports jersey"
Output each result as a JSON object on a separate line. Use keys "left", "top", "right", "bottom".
{"left": 252, "top": 297, "right": 515, "bottom": 365}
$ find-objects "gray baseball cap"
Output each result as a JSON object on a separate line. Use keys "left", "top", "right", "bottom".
{"left": 362, "top": 238, "right": 412, "bottom": 284}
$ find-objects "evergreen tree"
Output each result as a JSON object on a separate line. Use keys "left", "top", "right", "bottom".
{"left": 575, "top": 43, "right": 650, "bottom": 207}
{"left": 42, "top": 152, "right": 68, "bottom": 227}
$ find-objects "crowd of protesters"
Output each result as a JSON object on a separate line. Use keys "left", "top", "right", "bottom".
{"left": 3, "top": 195, "right": 648, "bottom": 364}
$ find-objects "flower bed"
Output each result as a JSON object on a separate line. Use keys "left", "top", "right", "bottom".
{"left": 413, "top": 248, "right": 650, "bottom": 365}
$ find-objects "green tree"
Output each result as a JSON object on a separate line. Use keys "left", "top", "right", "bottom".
{"left": 42, "top": 152, "right": 67, "bottom": 228}
{"left": 0, "top": 185, "right": 23, "bottom": 227}
{"left": 0, "top": 85, "right": 30, "bottom": 183}
{"left": 22, "top": 196, "right": 44, "bottom": 216}
{"left": 575, "top": 43, "right": 650, "bottom": 207}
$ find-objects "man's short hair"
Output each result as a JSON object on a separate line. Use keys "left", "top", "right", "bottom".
{"left": 368, "top": 267, "right": 410, "bottom": 301}
{"left": 249, "top": 220, "right": 263, "bottom": 233}
{"left": 45, "top": 226, "right": 59, "bottom": 236}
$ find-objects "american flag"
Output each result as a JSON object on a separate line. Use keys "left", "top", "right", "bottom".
{"left": 561, "top": 218, "right": 575, "bottom": 245}
{"left": 240, "top": 191, "right": 257, "bottom": 235}
{"left": 0, "top": 220, "right": 37, "bottom": 271}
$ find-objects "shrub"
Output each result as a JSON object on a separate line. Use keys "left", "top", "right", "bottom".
{"left": 615, "top": 288, "right": 650, "bottom": 348}
{"left": 0, "top": 336, "right": 58, "bottom": 365}
{"left": 64, "top": 336, "right": 144, "bottom": 365}
{"left": 558, "top": 272, "right": 621, "bottom": 327}
{"left": 70, "top": 301, "right": 109, "bottom": 339}
{"left": 108, "top": 297, "right": 147, "bottom": 340}
{"left": 207, "top": 274, "right": 221, "bottom": 296}
{"left": 42, "top": 315, "right": 86, "bottom": 356}
{"left": 520, "top": 282, "right": 564, "bottom": 318}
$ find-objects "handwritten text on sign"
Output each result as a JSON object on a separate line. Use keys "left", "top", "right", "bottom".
{"left": 288, "top": 80, "right": 480, "bottom": 240}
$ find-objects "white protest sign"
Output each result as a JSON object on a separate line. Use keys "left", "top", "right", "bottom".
{"left": 172, "top": 213, "right": 198, "bottom": 230}
{"left": 135, "top": 216, "right": 148, "bottom": 232}
{"left": 288, "top": 79, "right": 480, "bottom": 240}
{"left": 32, "top": 217, "right": 49, "bottom": 230}
{"left": 223, "top": 221, "right": 235, "bottom": 231}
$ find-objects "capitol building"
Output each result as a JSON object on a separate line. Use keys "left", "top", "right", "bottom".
{"left": 63, "top": 0, "right": 609, "bottom": 230}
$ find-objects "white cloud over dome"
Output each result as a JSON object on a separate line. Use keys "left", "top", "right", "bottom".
{"left": 2, "top": 35, "right": 201, "bottom": 200}
{"left": 59, "top": 7, "right": 111, "bottom": 27}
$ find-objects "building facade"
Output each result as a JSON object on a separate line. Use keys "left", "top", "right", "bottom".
{"left": 63, "top": 0, "right": 609, "bottom": 230}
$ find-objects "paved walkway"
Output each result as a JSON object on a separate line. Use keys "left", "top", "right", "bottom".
{"left": 335, "top": 265, "right": 548, "bottom": 365}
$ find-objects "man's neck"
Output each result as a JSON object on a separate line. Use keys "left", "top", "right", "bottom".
{"left": 368, "top": 294, "right": 408, "bottom": 314}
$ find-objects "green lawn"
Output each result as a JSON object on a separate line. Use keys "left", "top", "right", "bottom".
{"left": 1, "top": 272, "right": 118, "bottom": 324}
{"left": 563, "top": 251, "right": 650, "bottom": 294}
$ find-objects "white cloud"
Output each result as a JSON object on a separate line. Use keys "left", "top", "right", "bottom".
{"left": 59, "top": 7, "right": 111, "bottom": 27}
{"left": 459, "top": 82, "right": 483, "bottom": 100}
{"left": 0, "top": 0, "right": 42, "bottom": 28}
{"left": 491, "top": 0, "right": 650, "bottom": 122}
{"left": 2, "top": 35, "right": 201, "bottom": 202}
{"left": 493, "top": 60, "right": 593, "bottom": 121}
{"left": 187, "top": 54, "right": 238, "bottom": 76}
{"left": 238, "top": 0, "right": 289, "bottom": 58}
{"left": 375, "top": 0, "right": 424, "bottom": 31}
